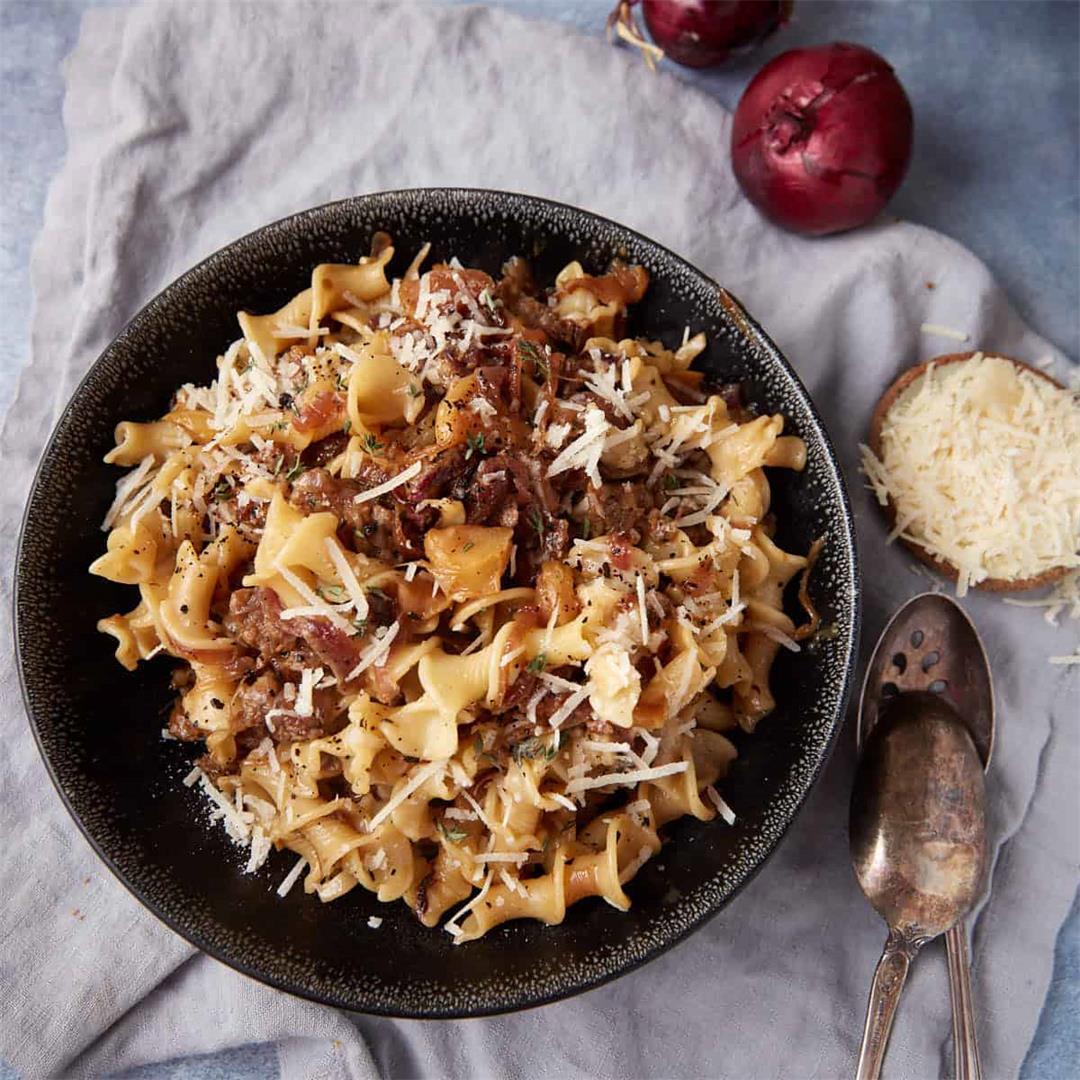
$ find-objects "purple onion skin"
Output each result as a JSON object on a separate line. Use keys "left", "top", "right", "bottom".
{"left": 731, "top": 42, "right": 915, "bottom": 236}
{"left": 642, "top": 1, "right": 792, "bottom": 69}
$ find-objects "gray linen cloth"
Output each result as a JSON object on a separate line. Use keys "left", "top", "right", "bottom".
{"left": 1, "top": 3, "right": 1077, "bottom": 1077}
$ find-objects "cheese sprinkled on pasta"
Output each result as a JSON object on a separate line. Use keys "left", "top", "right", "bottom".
{"left": 92, "top": 239, "right": 816, "bottom": 940}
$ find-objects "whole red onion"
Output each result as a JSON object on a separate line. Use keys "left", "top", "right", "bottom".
{"left": 731, "top": 42, "right": 914, "bottom": 236}
{"left": 608, "top": 1, "right": 790, "bottom": 70}
{"left": 642, "top": 1, "right": 792, "bottom": 68}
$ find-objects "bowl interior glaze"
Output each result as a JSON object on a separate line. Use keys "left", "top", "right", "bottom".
{"left": 16, "top": 189, "right": 859, "bottom": 1017}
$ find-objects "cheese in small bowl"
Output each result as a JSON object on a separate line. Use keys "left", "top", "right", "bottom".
{"left": 861, "top": 351, "right": 1080, "bottom": 594}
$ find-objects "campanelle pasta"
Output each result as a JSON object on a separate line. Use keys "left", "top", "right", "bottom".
{"left": 92, "top": 235, "right": 819, "bottom": 941}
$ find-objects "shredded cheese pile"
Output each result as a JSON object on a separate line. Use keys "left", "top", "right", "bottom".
{"left": 861, "top": 354, "right": 1080, "bottom": 595}
{"left": 1005, "top": 569, "right": 1080, "bottom": 666}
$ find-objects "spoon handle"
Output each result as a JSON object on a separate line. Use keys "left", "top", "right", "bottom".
{"left": 946, "top": 922, "right": 983, "bottom": 1080}
{"left": 855, "top": 928, "right": 920, "bottom": 1080}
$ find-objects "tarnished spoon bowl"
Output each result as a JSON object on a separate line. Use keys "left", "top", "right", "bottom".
{"left": 858, "top": 592, "right": 994, "bottom": 766}
{"left": 858, "top": 591, "right": 995, "bottom": 1079}
{"left": 852, "top": 692, "right": 987, "bottom": 933}
{"left": 850, "top": 691, "right": 988, "bottom": 1080}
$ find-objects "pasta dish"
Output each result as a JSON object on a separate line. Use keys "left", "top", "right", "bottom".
{"left": 92, "top": 234, "right": 818, "bottom": 941}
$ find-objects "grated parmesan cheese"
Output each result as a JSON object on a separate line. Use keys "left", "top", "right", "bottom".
{"left": 461, "top": 790, "right": 499, "bottom": 835}
{"left": 101, "top": 455, "right": 157, "bottom": 530}
{"left": 444, "top": 869, "right": 494, "bottom": 940}
{"left": 500, "top": 869, "right": 525, "bottom": 896}
{"left": 276, "top": 855, "right": 308, "bottom": 898}
{"left": 618, "top": 844, "right": 654, "bottom": 885}
{"left": 345, "top": 622, "right": 401, "bottom": 682}
{"left": 545, "top": 682, "right": 592, "bottom": 729}
{"left": 537, "top": 671, "right": 580, "bottom": 694}
{"left": 545, "top": 421, "right": 572, "bottom": 449}
{"left": 566, "top": 760, "right": 688, "bottom": 795}
{"left": 367, "top": 758, "right": 447, "bottom": 832}
{"left": 244, "top": 828, "right": 272, "bottom": 874}
{"left": 583, "top": 365, "right": 634, "bottom": 420}
{"left": 748, "top": 623, "right": 802, "bottom": 653}
{"left": 197, "top": 774, "right": 252, "bottom": 844}
{"left": 526, "top": 683, "right": 550, "bottom": 728}
{"left": 636, "top": 729, "right": 660, "bottom": 766}
{"left": 636, "top": 574, "right": 650, "bottom": 644}
{"left": 860, "top": 354, "right": 1080, "bottom": 595}
{"left": 352, "top": 461, "right": 423, "bottom": 505}
{"left": 323, "top": 536, "right": 370, "bottom": 621}
{"left": 1004, "top": 569, "right": 1080, "bottom": 625}
{"left": 580, "top": 740, "right": 633, "bottom": 755}
{"left": 295, "top": 667, "right": 323, "bottom": 718}
{"left": 1048, "top": 648, "right": 1080, "bottom": 666}
{"left": 705, "top": 785, "right": 737, "bottom": 825}
{"left": 275, "top": 565, "right": 355, "bottom": 633}
{"left": 920, "top": 322, "right": 970, "bottom": 343}
{"left": 547, "top": 405, "right": 610, "bottom": 487}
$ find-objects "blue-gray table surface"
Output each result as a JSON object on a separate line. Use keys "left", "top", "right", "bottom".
{"left": 1, "top": 1, "right": 1076, "bottom": 1077}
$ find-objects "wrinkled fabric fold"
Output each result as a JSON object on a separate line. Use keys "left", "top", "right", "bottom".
{"left": 1, "top": 3, "right": 1076, "bottom": 1078}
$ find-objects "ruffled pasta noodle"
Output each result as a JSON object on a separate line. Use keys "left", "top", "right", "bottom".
{"left": 92, "top": 237, "right": 818, "bottom": 941}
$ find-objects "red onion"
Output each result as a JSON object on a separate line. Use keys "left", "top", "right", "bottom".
{"left": 608, "top": 1, "right": 790, "bottom": 70}
{"left": 731, "top": 42, "right": 914, "bottom": 236}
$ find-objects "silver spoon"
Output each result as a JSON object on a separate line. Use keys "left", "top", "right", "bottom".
{"left": 859, "top": 593, "right": 994, "bottom": 1079}
{"left": 850, "top": 595, "right": 991, "bottom": 1080}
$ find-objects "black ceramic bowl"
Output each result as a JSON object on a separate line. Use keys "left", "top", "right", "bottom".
{"left": 16, "top": 189, "right": 859, "bottom": 1017}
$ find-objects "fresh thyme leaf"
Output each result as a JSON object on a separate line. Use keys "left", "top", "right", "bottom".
{"left": 526, "top": 652, "right": 547, "bottom": 674}
{"left": 519, "top": 338, "right": 549, "bottom": 382}
{"left": 664, "top": 474, "right": 680, "bottom": 491}
{"left": 478, "top": 287, "right": 499, "bottom": 314}
{"left": 319, "top": 584, "right": 349, "bottom": 604}
{"left": 407, "top": 383, "right": 424, "bottom": 398}
{"left": 511, "top": 735, "right": 558, "bottom": 764}
{"left": 465, "top": 433, "right": 485, "bottom": 460}
{"left": 462, "top": 541, "right": 475, "bottom": 552}
{"left": 363, "top": 433, "right": 383, "bottom": 454}
{"left": 284, "top": 458, "right": 305, "bottom": 483}
{"left": 438, "top": 820, "right": 468, "bottom": 843}
{"left": 211, "top": 478, "right": 233, "bottom": 501}
{"left": 580, "top": 518, "right": 592, "bottom": 540}
{"left": 529, "top": 507, "right": 545, "bottom": 537}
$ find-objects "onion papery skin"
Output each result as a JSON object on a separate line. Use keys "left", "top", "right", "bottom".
{"left": 731, "top": 41, "right": 914, "bottom": 236}
{"left": 642, "top": 1, "right": 793, "bottom": 69}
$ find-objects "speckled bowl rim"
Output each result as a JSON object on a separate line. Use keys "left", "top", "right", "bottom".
{"left": 16, "top": 188, "right": 861, "bottom": 1018}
